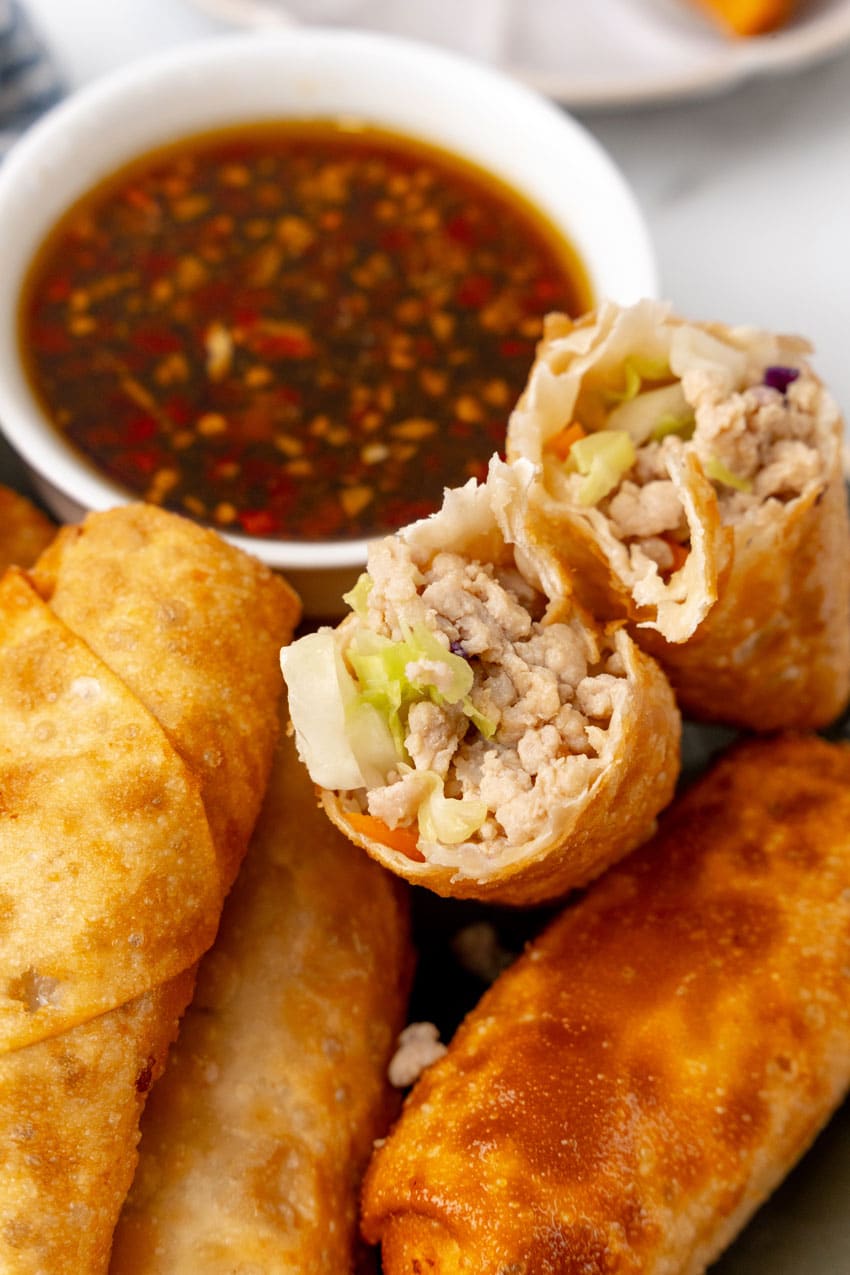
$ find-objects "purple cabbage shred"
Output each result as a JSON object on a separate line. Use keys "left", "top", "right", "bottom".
{"left": 450, "top": 639, "right": 470, "bottom": 660}
{"left": 763, "top": 365, "right": 800, "bottom": 395}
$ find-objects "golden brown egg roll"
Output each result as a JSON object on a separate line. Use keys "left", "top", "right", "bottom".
{"left": 0, "top": 484, "right": 54, "bottom": 571}
{"left": 694, "top": 0, "right": 795, "bottom": 36}
{"left": 0, "top": 971, "right": 194, "bottom": 1275}
{"left": 109, "top": 720, "right": 412, "bottom": 1274}
{"left": 0, "top": 504, "right": 300, "bottom": 1274}
{"left": 507, "top": 300, "right": 850, "bottom": 728}
{"left": 363, "top": 734, "right": 850, "bottom": 1273}
{"left": 281, "top": 457, "right": 680, "bottom": 905}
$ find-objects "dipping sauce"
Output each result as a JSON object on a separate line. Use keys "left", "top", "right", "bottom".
{"left": 20, "top": 122, "right": 591, "bottom": 541}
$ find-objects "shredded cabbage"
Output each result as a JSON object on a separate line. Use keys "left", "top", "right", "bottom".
{"left": 342, "top": 572, "right": 372, "bottom": 619}
{"left": 705, "top": 455, "right": 753, "bottom": 493}
{"left": 283, "top": 609, "right": 499, "bottom": 794}
{"left": 417, "top": 771, "right": 487, "bottom": 844}
{"left": 606, "top": 355, "right": 672, "bottom": 404}
{"left": 568, "top": 430, "right": 636, "bottom": 505}
{"left": 607, "top": 382, "right": 693, "bottom": 446}
{"left": 464, "top": 699, "right": 498, "bottom": 739}
{"left": 280, "top": 630, "right": 398, "bottom": 790}
{"left": 346, "top": 621, "right": 496, "bottom": 754}
{"left": 651, "top": 412, "right": 696, "bottom": 443}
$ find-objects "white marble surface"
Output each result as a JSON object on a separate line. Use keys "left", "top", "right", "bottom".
{"left": 22, "top": 0, "right": 850, "bottom": 432}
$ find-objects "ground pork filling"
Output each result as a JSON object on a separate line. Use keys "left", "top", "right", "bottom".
{"left": 567, "top": 367, "right": 826, "bottom": 576}
{"left": 346, "top": 545, "right": 627, "bottom": 855}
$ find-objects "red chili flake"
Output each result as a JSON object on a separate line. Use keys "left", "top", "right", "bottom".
{"left": 274, "top": 385, "right": 303, "bottom": 406}
{"left": 303, "top": 497, "right": 345, "bottom": 537}
{"left": 532, "top": 276, "right": 563, "bottom": 304}
{"left": 233, "top": 305, "right": 259, "bottom": 328}
{"left": 124, "top": 187, "right": 158, "bottom": 214}
{"left": 239, "top": 508, "right": 281, "bottom": 536}
{"left": 132, "top": 327, "right": 183, "bottom": 356}
{"left": 163, "top": 395, "right": 193, "bottom": 426}
{"left": 266, "top": 471, "right": 297, "bottom": 501}
{"left": 456, "top": 274, "right": 493, "bottom": 308}
{"left": 383, "top": 498, "right": 435, "bottom": 527}
{"left": 379, "top": 227, "right": 413, "bottom": 252}
{"left": 414, "top": 337, "right": 437, "bottom": 361}
{"left": 445, "top": 214, "right": 475, "bottom": 246}
{"left": 32, "top": 325, "right": 72, "bottom": 355}
{"left": 45, "top": 275, "right": 71, "bottom": 304}
{"left": 499, "top": 338, "right": 530, "bottom": 359}
{"left": 123, "top": 450, "right": 159, "bottom": 475}
{"left": 251, "top": 332, "right": 315, "bottom": 360}
{"left": 142, "top": 251, "right": 176, "bottom": 277}
{"left": 449, "top": 421, "right": 473, "bottom": 439}
{"left": 126, "top": 416, "right": 157, "bottom": 443}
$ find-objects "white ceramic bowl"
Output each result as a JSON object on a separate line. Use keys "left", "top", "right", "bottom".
{"left": 0, "top": 29, "right": 657, "bottom": 613}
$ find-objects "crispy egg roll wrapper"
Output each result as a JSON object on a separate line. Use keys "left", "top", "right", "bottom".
{"left": 0, "top": 971, "right": 195, "bottom": 1275}
{"left": 31, "top": 503, "right": 297, "bottom": 883}
{"left": 0, "top": 504, "right": 300, "bottom": 1273}
{"left": 0, "top": 485, "right": 54, "bottom": 571}
{"left": 291, "top": 459, "right": 680, "bottom": 905}
{"left": 363, "top": 734, "right": 850, "bottom": 1274}
{"left": 110, "top": 723, "right": 413, "bottom": 1274}
{"left": 507, "top": 300, "right": 850, "bottom": 728}
{"left": 0, "top": 568, "right": 218, "bottom": 1052}
{"left": 640, "top": 460, "right": 850, "bottom": 728}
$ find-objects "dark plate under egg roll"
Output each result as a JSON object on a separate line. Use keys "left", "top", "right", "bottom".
{"left": 110, "top": 719, "right": 412, "bottom": 1274}
{"left": 282, "top": 457, "right": 680, "bottom": 905}
{"left": 507, "top": 299, "right": 850, "bottom": 728}
{"left": 362, "top": 733, "right": 850, "bottom": 1274}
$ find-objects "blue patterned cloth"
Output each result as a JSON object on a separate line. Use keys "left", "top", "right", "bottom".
{"left": 0, "top": 0, "right": 63, "bottom": 157}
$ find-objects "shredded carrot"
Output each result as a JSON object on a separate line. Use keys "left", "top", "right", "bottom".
{"left": 545, "top": 421, "right": 587, "bottom": 461}
{"left": 345, "top": 811, "right": 425, "bottom": 862}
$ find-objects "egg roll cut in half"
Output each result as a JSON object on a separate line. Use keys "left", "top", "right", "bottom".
{"left": 363, "top": 734, "right": 850, "bottom": 1275}
{"left": 281, "top": 457, "right": 680, "bottom": 905}
{"left": 507, "top": 299, "right": 850, "bottom": 728}
{"left": 0, "top": 504, "right": 300, "bottom": 1275}
{"left": 0, "top": 484, "right": 54, "bottom": 571}
{"left": 110, "top": 721, "right": 412, "bottom": 1275}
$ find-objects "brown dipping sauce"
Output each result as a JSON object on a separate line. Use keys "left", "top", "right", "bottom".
{"left": 19, "top": 121, "right": 591, "bottom": 541}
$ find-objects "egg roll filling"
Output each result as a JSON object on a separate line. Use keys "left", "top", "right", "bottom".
{"left": 526, "top": 304, "right": 830, "bottom": 584}
{"left": 283, "top": 537, "right": 630, "bottom": 862}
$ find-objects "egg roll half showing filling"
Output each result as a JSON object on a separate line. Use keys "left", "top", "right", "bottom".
{"left": 507, "top": 299, "right": 848, "bottom": 651}
{"left": 281, "top": 459, "right": 680, "bottom": 906}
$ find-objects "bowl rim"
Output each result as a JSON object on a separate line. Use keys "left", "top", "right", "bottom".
{"left": 0, "top": 27, "right": 659, "bottom": 570}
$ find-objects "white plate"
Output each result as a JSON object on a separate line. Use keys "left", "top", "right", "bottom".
{"left": 185, "top": 0, "right": 850, "bottom": 107}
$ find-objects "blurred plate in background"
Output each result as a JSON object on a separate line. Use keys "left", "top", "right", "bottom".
{"left": 185, "top": 0, "right": 850, "bottom": 108}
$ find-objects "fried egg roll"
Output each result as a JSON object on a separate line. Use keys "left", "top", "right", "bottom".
{"left": 110, "top": 721, "right": 412, "bottom": 1274}
{"left": 0, "top": 484, "right": 54, "bottom": 571}
{"left": 0, "top": 504, "right": 299, "bottom": 1274}
{"left": 282, "top": 457, "right": 680, "bottom": 905}
{"left": 507, "top": 299, "right": 850, "bottom": 728}
{"left": 694, "top": 0, "right": 794, "bottom": 36}
{"left": 362, "top": 733, "right": 850, "bottom": 1274}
